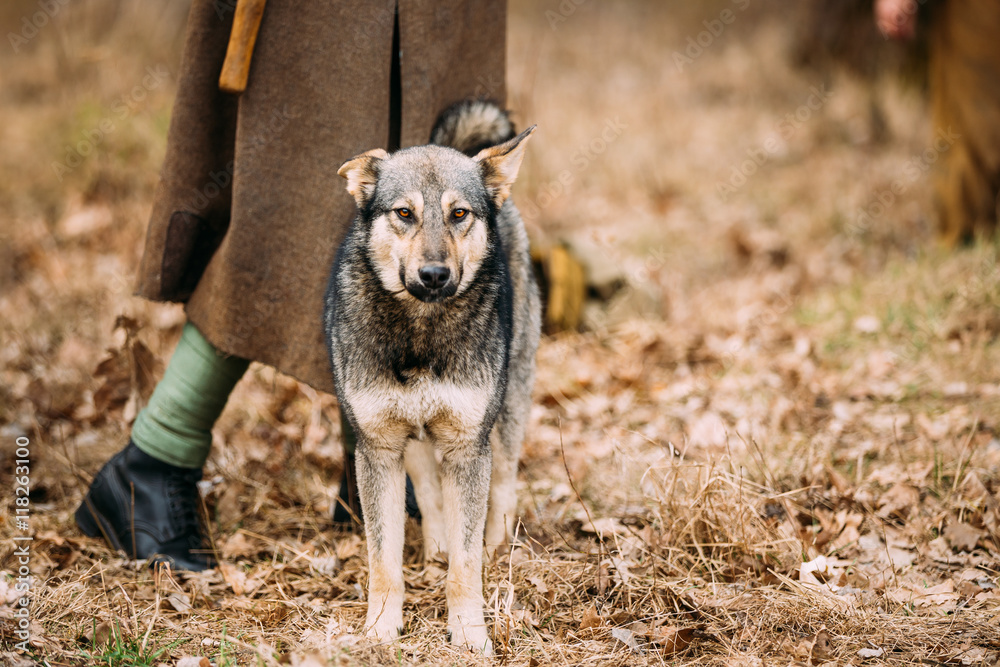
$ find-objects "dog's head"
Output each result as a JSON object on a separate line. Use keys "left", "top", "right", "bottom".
{"left": 338, "top": 126, "right": 534, "bottom": 303}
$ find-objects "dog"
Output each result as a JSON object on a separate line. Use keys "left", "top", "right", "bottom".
{"left": 324, "top": 99, "right": 541, "bottom": 653}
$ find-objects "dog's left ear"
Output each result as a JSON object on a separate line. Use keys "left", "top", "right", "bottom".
{"left": 338, "top": 148, "right": 389, "bottom": 207}
{"left": 474, "top": 125, "right": 536, "bottom": 208}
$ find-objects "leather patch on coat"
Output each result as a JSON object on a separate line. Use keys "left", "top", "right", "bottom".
{"left": 160, "top": 211, "right": 226, "bottom": 301}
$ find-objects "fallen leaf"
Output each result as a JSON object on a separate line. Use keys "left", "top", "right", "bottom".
{"left": 975, "top": 590, "right": 1000, "bottom": 604}
{"left": 174, "top": 658, "right": 211, "bottom": 667}
{"left": 92, "top": 319, "right": 163, "bottom": 422}
{"left": 915, "top": 580, "right": 961, "bottom": 607}
{"left": 888, "top": 579, "right": 960, "bottom": 608}
{"left": 884, "top": 546, "right": 916, "bottom": 571}
{"left": 510, "top": 606, "right": 539, "bottom": 628}
{"left": 604, "top": 557, "right": 633, "bottom": 586}
{"left": 215, "top": 484, "right": 247, "bottom": 532}
{"left": 809, "top": 627, "right": 834, "bottom": 664}
{"left": 579, "top": 515, "right": 626, "bottom": 537}
{"left": 959, "top": 471, "right": 994, "bottom": 505}
{"left": 77, "top": 622, "right": 112, "bottom": 647}
{"left": 611, "top": 626, "right": 641, "bottom": 652}
{"left": 0, "top": 653, "right": 36, "bottom": 667}
{"left": 651, "top": 625, "right": 694, "bottom": 655}
{"left": 289, "top": 653, "right": 328, "bottom": 667}
{"left": 580, "top": 603, "right": 603, "bottom": 630}
{"left": 309, "top": 554, "right": 341, "bottom": 577}
{"left": 166, "top": 592, "right": 192, "bottom": 614}
{"left": 945, "top": 522, "right": 984, "bottom": 552}
{"left": 77, "top": 620, "right": 126, "bottom": 647}
{"left": 219, "top": 561, "right": 248, "bottom": 596}
{"left": 799, "top": 556, "right": 841, "bottom": 593}
{"left": 220, "top": 531, "right": 258, "bottom": 560}
{"left": 629, "top": 620, "right": 650, "bottom": 636}
{"left": 857, "top": 646, "right": 884, "bottom": 659}
{"left": 877, "top": 483, "right": 920, "bottom": 520}
{"left": 420, "top": 564, "right": 447, "bottom": 587}
{"left": 923, "top": 535, "right": 966, "bottom": 565}
{"left": 247, "top": 600, "right": 290, "bottom": 626}
{"left": 527, "top": 575, "right": 549, "bottom": 595}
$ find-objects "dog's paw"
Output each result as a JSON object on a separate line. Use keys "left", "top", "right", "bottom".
{"left": 448, "top": 619, "right": 493, "bottom": 656}
{"left": 365, "top": 615, "right": 403, "bottom": 644}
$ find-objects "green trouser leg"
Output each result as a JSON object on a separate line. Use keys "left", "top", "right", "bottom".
{"left": 131, "top": 322, "right": 250, "bottom": 469}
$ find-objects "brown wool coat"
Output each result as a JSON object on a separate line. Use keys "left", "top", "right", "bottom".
{"left": 137, "top": 0, "right": 507, "bottom": 393}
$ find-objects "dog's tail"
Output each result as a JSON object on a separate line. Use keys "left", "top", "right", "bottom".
{"left": 430, "top": 99, "right": 515, "bottom": 157}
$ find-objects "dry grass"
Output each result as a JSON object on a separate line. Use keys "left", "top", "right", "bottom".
{"left": 1, "top": 0, "right": 999, "bottom": 665}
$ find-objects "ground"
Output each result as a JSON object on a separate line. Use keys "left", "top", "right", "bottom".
{"left": 1, "top": 0, "right": 999, "bottom": 665}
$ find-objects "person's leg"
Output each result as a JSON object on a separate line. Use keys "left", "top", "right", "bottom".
{"left": 76, "top": 322, "right": 248, "bottom": 570}
{"left": 929, "top": 0, "right": 1000, "bottom": 245}
{"left": 132, "top": 322, "right": 250, "bottom": 467}
{"left": 76, "top": 322, "right": 419, "bottom": 568}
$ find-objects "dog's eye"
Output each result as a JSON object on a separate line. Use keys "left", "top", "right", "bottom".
{"left": 395, "top": 208, "right": 412, "bottom": 220}
{"left": 452, "top": 208, "right": 468, "bottom": 220}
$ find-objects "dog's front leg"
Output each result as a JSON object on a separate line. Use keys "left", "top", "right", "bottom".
{"left": 355, "top": 440, "right": 407, "bottom": 642}
{"left": 439, "top": 444, "right": 493, "bottom": 655}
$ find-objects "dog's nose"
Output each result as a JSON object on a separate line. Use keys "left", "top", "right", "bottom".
{"left": 418, "top": 265, "right": 450, "bottom": 289}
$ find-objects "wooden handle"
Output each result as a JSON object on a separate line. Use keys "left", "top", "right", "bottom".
{"left": 218, "top": 0, "right": 267, "bottom": 94}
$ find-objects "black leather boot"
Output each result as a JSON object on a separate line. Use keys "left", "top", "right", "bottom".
{"left": 75, "top": 440, "right": 213, "bottom": 571}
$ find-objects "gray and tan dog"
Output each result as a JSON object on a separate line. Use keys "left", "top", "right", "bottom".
{"left": 324, "top": 100, "right": 541, "bottom": 653}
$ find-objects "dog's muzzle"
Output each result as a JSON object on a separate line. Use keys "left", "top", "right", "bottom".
{"left": 403, "top": 264, "right": 458, "bottom": 302}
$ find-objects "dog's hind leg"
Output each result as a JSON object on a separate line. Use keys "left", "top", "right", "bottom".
{"left": 355, "top": 441, "right": 407, "bottom": 642}
{"left": 485, "top": 427, "right": 519, "bottom": 559}
{"left": 403, "top": 436, "right": 447, "bottom": 561}
{"left": 438, "top": 444, "right": 493, "bottom": 655}
{"left": 485, "top": 398, "right": 529, "bottom": 558}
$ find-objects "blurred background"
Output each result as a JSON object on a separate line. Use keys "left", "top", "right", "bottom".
{"left": 2, "top": 0, "right": 993, "bottom": 446}
{"left": 1, "top": 0, "right": 998, "bottom": 664}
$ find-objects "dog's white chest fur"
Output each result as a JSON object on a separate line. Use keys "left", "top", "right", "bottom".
{"left": 345, "top": 375, "right": 490, "bottom": 438}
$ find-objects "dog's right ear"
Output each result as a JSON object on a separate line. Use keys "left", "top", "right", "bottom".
{"left": 338, "top": 148, "right": 389, "bottom": 207}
